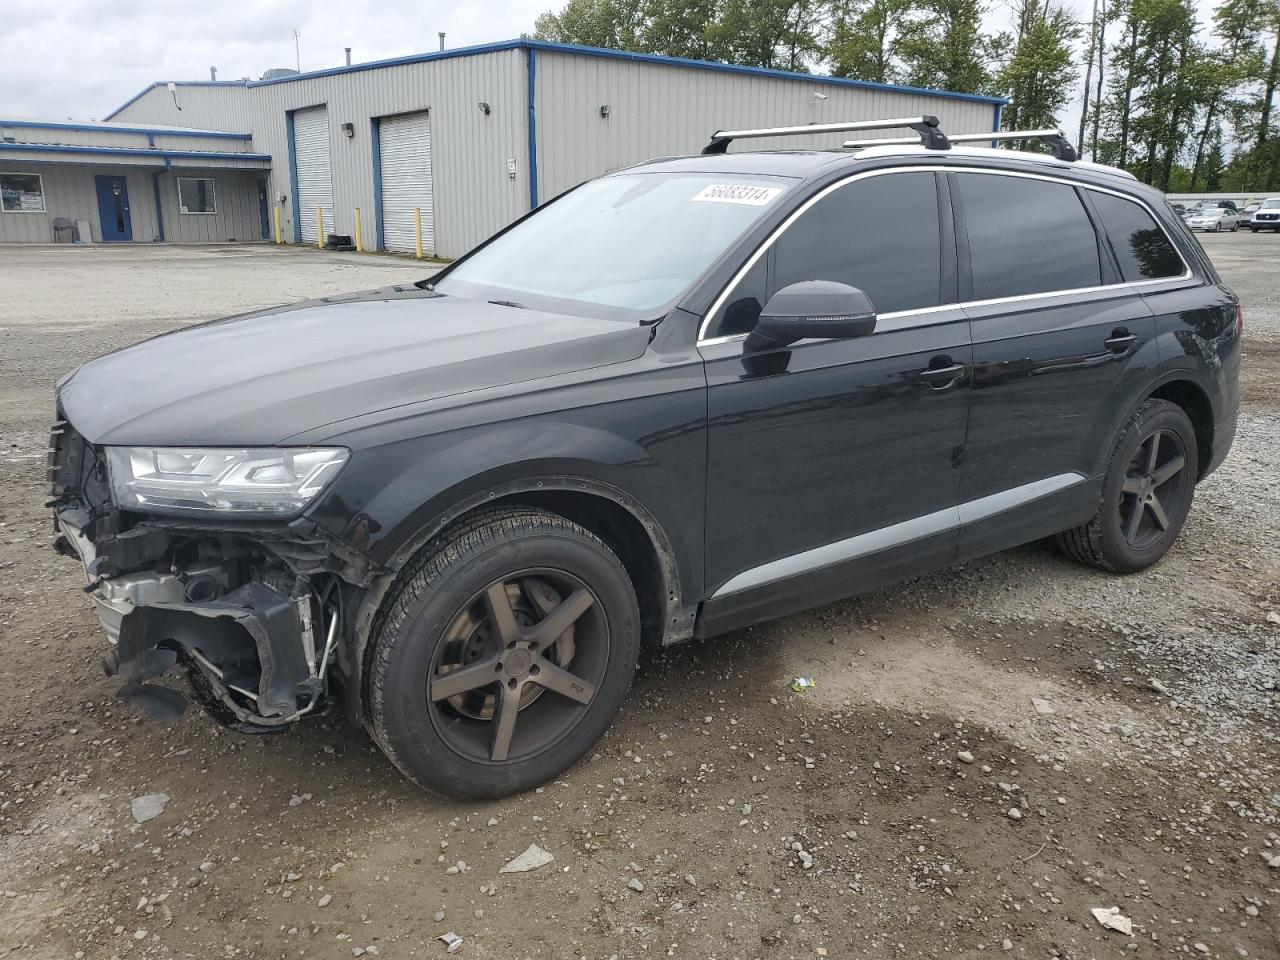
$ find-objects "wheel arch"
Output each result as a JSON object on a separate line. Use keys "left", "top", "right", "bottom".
{"left": 344, "top": 475, "right": 695, "bottom": 727}
{"left": 1146, "top": 376, "right": 1214, "bottom": 480}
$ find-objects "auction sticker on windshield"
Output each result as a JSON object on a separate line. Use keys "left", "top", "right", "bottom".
{"left": 691, "top": 184, "right": 784, "bottom": 206}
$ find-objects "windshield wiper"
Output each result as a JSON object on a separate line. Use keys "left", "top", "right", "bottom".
{"left": 488, "top": 299, "right": 527, "bottom": 309}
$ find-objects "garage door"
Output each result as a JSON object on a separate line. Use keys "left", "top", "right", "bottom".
{"left": 378, "top": 111, "right": 434, "bottom": 254}
{"left": 292, "top": 106, "right": 333, "bottom": 244}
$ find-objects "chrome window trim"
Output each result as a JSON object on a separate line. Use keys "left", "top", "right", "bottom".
{"left": 710, "top": 472, "right": 1086, "bottom": 598}
{"left": 695, "top": 165, "right": 1193, "bottom": 345}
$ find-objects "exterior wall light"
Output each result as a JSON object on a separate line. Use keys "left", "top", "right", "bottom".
{"left": 477, "top": 102, "right": 491, "bottom": 116}
{"left": 341, "top": 122, "right": 354, "bottom": 138}
{"left": 599, "top": 105, "right": 611, "bottom": 119}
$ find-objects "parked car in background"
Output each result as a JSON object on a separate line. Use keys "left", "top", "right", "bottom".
{"left": 1248, "top": 197, "right": 1280, "bottom": 232}
{"left": 1184, "top": 204, "right": 1241, "bottom": 232}
{"left": 1239, "top": 202, "right": 1262, "bottom": 222}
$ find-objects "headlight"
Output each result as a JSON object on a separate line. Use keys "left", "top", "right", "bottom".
{"left": 105, "top": 446, "right": 349, "bottom": 516}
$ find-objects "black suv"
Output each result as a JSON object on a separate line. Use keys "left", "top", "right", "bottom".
{"left": 50, "top": 117, "right": 1240, "bottom": 798}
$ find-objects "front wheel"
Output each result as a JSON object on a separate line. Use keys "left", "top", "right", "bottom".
{"left": 367, "top": 507, "right": 640, "bottom": 798}
{"left": 1056, "top": 399, "right": 1198, "bottom": 574}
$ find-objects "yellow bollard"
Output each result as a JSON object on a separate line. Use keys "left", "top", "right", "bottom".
{"left": 316, "top": 207, "right": 324, "bottom": 249}
{"left": 273, "top": 206, "right": 283, "bottom": 244}
{"left": 353, "top": 208, "right": 363, "bottom": 252}
{"left": 414, "top": 207, "right": 423, "bottom": 259}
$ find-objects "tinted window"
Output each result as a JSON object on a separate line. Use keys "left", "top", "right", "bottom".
{"left": 1089, "top": 191, "right": 1184, "bottom": 281}
{"left": 956, "top": 173, "right": 1102, "bottom": 299}
{"left": 770, "top": 172, "right": 942, "bottom": 315}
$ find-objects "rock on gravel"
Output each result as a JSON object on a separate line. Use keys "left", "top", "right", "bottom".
{"left": 130, "top": 793, "right": 169, "bottom": 823}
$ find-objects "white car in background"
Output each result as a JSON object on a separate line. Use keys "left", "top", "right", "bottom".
{"left": 1184, "top": 204, "right": 1241, "bottom": 232}
{"left": 1248, "top": 197, "right": 1280, "bottom": 232}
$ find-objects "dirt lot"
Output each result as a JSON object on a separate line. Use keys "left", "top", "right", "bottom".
{"left": 1, "top": 238, "right": 1277, "bottom": 960}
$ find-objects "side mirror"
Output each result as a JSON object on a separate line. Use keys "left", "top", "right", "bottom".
{"left": 744, "top": 281, "right": 877, "bottom": 352}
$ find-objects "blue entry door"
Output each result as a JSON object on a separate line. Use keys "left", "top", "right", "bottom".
{"left": 94, "top": 175, "right": 133, "bottom": 242}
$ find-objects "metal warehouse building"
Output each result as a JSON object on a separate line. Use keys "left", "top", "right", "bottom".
{"left": 4, "top": 40, "right": 1004, "bottom": 257}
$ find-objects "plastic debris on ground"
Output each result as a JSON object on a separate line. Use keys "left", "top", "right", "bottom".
{"left": 1090, "top": 906, "right": 1134, "bottom": 935}
{"left": 436, "top": 932, "right": 464, "bottom": 953}
{"left": 498, "top": 843, "right": 555, "bottom": 873}
{"left": 791, "top": 677, "right": 816, "bottom": 692}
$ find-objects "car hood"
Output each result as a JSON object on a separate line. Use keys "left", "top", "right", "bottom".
{"left": 58, "top": 286, "right": 652, "bottom": 446}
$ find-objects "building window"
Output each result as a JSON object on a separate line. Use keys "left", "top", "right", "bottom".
{"left": 178, "top": 177, "right": 217, "bottom": 214}
{"left": 0, "top": 172, "right": 46, "bottom": 213}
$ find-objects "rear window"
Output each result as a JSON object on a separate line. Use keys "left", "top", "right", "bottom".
{"left": 955, "top": 173, "right": 1103, "bottom": 300}
{"left": 1089, "top": 191, "right": 1184, "bottom": 281}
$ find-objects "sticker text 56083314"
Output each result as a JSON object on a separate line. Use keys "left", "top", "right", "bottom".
{"left": 691, "top": 184, "right": 784, "bottom": 206}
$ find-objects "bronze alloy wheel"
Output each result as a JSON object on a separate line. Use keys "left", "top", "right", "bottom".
{"left": 427, "top": 568, "right": 609, "bottom": 764}
{"left": 1117, "top": 427, "right": 1190, "bottom": 550}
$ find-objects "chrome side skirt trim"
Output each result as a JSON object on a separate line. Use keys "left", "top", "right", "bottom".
{"left": 710, "top": 472, "right": 1086, "bottom": 599}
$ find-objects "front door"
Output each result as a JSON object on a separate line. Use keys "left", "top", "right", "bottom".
{"left": 94, "top": 175, "right": 132, "bottom": 242}
{"left": 698, "top": 170, "right": 972, "bottom": 634}
{"left": 950, "top": 170, "right": 1158, "bottom": 559}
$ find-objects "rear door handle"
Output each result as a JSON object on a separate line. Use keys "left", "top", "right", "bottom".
{"left": 1105, "top": 331, "right": 1137, "bottom": 353}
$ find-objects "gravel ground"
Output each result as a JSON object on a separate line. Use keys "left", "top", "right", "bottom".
{"left": 0, "top": 237, "right": 1277, "bottom": 960}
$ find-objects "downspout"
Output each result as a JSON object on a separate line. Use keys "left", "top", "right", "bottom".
{"left": 526, "top": 45, "right": 540, "bottom": 209}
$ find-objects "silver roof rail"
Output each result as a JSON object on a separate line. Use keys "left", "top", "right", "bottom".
{"left": 703, "top": 116, "right": 949, "bottom": 154}
{"left": 843, "top": 128, "right": 1078, "bottom": 162}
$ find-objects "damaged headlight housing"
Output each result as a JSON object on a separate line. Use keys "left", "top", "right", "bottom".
{"left": 105, "top": 446, "right": 349, "bottom": 516}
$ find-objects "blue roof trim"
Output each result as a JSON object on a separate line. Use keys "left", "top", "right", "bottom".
{"left": 0, "top": 142, "right": 270, "bottom": 162}
{"left": 104, "top": 80, "right": 249, "bottom": 121}
{"left": 104, "top": 39, "right": 1005, "bottom": 113}
{"left": 0, "top": 118, "right": 250, "bottom": 140}
{"left": 521, "top": 41, "right": 1008, "bottom": 106}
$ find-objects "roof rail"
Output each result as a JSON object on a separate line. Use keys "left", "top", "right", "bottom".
{"left": 843, "top": 128, "right": 1078, "bottom": 162}
{"left": 702, "top": 116, "right": 949, "bottom": 154}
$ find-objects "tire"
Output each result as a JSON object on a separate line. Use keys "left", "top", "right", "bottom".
{"left": 1055, "top": 399, "right": 1198, "bottom": 574}
{"left": 1252, "top": 227, "right": 1260, "bottom": 233}
{"left": 367, "top": 506, "right": 640, "bottom": 799}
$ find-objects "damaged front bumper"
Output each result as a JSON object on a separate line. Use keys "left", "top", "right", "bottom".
{"left": 48, "top": 419, "right": 369, "bottom": 731}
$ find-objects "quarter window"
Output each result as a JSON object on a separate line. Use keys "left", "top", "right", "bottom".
{"left": 955, "top": 173, "right": 1102, "bottom": 299}
{"left": 1088, "top": 191, "right": 1184, "bottom": 281}
{"left": 178, "top": 177, "right": 216, "bottom": 215}
{"left": 0, "top": 172, "right": 45, "bottom": 212}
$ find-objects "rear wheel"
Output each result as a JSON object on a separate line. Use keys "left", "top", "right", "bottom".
{"left": 1056, "top": 399, "right": 1198, "bottom": 574}
{"left": 367, "top": 507, "right": 640, "bottom": 798}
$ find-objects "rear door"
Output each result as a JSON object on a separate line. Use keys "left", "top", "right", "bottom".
{"left": 697, "top": 169, "right": 973, "bottom": 633}
{"left": 952, "top": 170, "right": 1157, "bottom": 559}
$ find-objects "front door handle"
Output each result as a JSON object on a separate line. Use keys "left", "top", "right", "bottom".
{"left": 918, "top": 360, "right": 968, "bottom": 389}
{"left": 1105, "top": 329, "right": 1137, "bottom": 353}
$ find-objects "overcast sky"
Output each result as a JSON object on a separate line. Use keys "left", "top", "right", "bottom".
{"left": 3, "top": 0, "right": 1222, "bottom": 134}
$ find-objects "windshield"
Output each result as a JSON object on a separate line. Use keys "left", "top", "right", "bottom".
{"left": 1263, "top": 199, "right": 1280, "bottom": 209}
{"left": 434, "top": 172, "right": 794, "bottom": 320}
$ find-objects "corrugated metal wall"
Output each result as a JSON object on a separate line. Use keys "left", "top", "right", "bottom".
{"left": 106, "top": 44, "right": 1002, "bottom": 258}
{"left": 103, "top": 84, "right": 256, "bottom": 134}
{"left": 159, "top": 169, "right": 264, "bottom": 242}
{"left": 0, "top": 162, "right": 161, "bottom": 243}
{"left": 532, "top": 50, "right": 999, "bottom": 200}
{"left": 0, "top": 162, "right": 262, "bottom": 244}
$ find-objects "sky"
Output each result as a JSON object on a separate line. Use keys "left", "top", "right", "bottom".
{"left": 2, "top": 0, "right": 1224, "bottom": 131}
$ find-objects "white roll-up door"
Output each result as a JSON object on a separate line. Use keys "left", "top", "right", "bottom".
{"left": 292, "top": 106, "right": 333, "bottom": 244}
{"left": 378, "top": 111, "right": 434, "bottom": 254}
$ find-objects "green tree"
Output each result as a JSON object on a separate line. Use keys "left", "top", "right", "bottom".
{"left": 533, "top": 0, "right": 647, "bottom": 48}
{"left": 997, "top": 1, "right": 1081, "bottom": 141}
{"left": 707, "top": 0, "right": 825, "bottom": 69}
{"left": 897, "top": 0, "right": 999, "bottom": 94}
{"left": 827, "top": 0, "right": 909, "bottom": 82}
